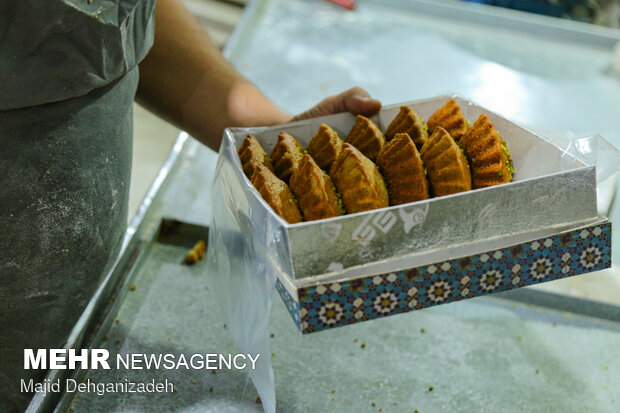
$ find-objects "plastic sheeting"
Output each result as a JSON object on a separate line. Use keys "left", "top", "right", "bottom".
{"left": 564, "top": 135, "right": 620, "bottom": 217}
{"left": 206, "top": 135, "right": 287, "bottom": 413}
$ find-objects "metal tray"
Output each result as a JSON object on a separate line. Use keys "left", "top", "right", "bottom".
{"left": 41, "top": 136, "right": 618, "bottom": 411}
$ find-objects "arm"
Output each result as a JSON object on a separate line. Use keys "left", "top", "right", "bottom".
{"left": 137, "top": 0, "right": 381, "bottom": 152}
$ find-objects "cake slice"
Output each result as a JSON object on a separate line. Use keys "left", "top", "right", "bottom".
{"left": 345, "top": 115, "right": 386, "bottom": 161}
{"left": 307, "top": 124, "right": 343, "bottom": 171}
{"left": 251, "top": 164, "right": 302, "bottom": 224}
{"left": 384, "top": 106, "right": 428, "bottom": 148}
{"left": 420, "top": 127, "right": 472, "bottom": 197}
{"left": 270, "top": 132, "right": 305, "bottom": 181}
{"left": 427, "top": 98, "right": 469, "bottom": 143}
{"left": 329, "top": 143, "right": 389, "bottom": 214}
{"left": 377, "top": 133, "right": 429, "bottom": 205}
{"left": 459, "top": 114, "right": 513, "bottom": 188}
{"left": 238, "top": 134, "right": 274, "bottom": 179}
{"left": 290, "top": 155, "right": 343, "bottom": 221}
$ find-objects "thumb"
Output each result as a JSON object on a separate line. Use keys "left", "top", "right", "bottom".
{"left": 343, "top": 92, "right": 382, "bottom": 117}
{"left": 291, "top": 87, "right": 382, "bottom": 121}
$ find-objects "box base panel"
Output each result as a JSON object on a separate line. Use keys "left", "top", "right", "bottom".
{"left": 276, "top": 221, "right": 612, "bottom": 334}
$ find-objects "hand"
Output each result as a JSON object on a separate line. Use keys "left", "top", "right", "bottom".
{"left": 290, "top": 87, "right": 382, "bottom": 122}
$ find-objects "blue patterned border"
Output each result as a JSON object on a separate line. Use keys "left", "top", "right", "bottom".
{"left": 291, "top": 222, "right": 611, "bottom": 334}
{"left": 275, "top": 279, "right": 302, "bottom": 331}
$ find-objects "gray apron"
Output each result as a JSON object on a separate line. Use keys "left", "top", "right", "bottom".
{"left": 0, "top": 1, "right": 155, "bottom": 411}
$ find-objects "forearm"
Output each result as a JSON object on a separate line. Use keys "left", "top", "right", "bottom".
{"left": 136, "top": 0, "right": 290, "bottom": 151}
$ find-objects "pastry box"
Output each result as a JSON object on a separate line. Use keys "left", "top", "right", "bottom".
{"left": 216, "top": 95, "right": 611, "bottom": 333}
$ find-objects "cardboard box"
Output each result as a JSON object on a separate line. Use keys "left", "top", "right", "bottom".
{"left": 222, "top": 96, "right": 611, "bottom": 333}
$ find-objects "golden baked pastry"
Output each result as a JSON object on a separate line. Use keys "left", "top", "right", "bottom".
{"left": 270, "top": 132, "right": 304, "bottom": 181}
{"left": 377, "top": 133, "right": 428, "bottom": 205}
{"left": 420, "top": 127, "right": 472, "bottom": 197}
{"left": 459, "top": 114, "right": 513, "bottom": 188}
{"left": 384, "top": 106, "right": 428, "bottom": 148}
{"left": 345, "top": 115, "right": 386, "bottom": 161}
{"left": 427, "top": 98, "right": 468, "bottom": 143}
{"left": 238, "top": 134, "right": 274, "bottom": 179}
{"left": 307, "top": 124, "right": 343, "bottom": 171}
{"left": 290, "top": 155, "right": 343, "bottom": 221}
{"left": 184, "top": 240, "right": 206, "bottom": 265}
{"left": 251, "top": 164, "right": 302, "bottom": 224}
{"left": 329, "top": 143, "right": 389, "bottom": 214}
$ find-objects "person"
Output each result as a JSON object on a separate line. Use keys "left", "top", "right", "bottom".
{"left": 0, "top": 0, "right": 381, "bottom": 411}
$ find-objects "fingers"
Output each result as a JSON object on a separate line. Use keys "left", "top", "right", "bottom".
{"left": 290, "top": 87, "right": 382, "bottom": 122}
{"left": 290, "top": 98, "right": 334, "bottom": 121}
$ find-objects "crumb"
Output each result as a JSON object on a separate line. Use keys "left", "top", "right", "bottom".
{"left": 361, "top": 343, "right": 366, "bottom": 349}
{"left": 517, "top": 335, "right": 522, "bottom": 340}
{"left": 185, "top": 240, "right": 207, "bottom": 265}
{"left": 552, "top": 322, "right": 557, "bottom": 327}
{"left": 129, "top": 285, "right": 136, "bottom": 291}
{"left": 371, "top": 402, "right": 376, "bottom": 407}
{"left": 331, "top": 390, "right": 336, "bottom": 394}
{"left": 354, "top": 338, "right": 358, "bottom": 343}
{"left": 393, "top": 402, "right": 397, "bottom": 406}
{"left": 256, "top": 396, "right": 262, "bottom": 403}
